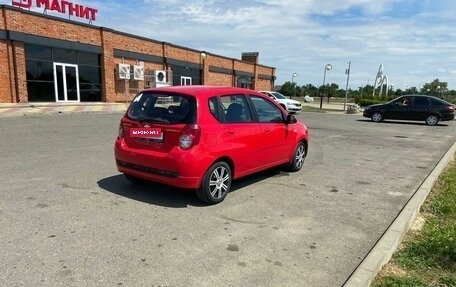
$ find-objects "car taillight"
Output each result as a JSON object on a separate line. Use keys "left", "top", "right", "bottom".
{"left": 178, "top": 124, "right": 201, "bottom": 150}
{"left": 118, "top": 124, "right": 124, "bottom": 139}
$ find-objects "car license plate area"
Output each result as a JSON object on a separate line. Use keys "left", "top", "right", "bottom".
{"left": 130, "top": 128, "right": 164, "bottom": 143}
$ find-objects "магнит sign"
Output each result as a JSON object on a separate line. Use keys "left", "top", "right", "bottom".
{"left": 12, "top": 0, "right": 98, "bottom": 21}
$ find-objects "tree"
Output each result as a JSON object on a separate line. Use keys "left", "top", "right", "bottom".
{"left": 301, "top": 84, "right": 319, "bottom": 98}
{"left": 278, "top": 81, "right": 296, "bottom": 98}
{"left": 404, "top": 86, "right": 419, "bottom": 95}
{"left": 421, "top": 79, "right": 447, "bottom": 98}
{"left": 358, "top": 85, "right": 374, "bottom": 99}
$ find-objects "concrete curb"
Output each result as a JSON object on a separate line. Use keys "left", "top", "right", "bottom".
{"left": 343, "top": 139, "right": 456, "bottom": 287}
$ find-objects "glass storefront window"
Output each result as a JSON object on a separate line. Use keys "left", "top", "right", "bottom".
{"left": 78, "top": 65, "right": 101, "bottom": 84}
{"left": 25, "top": 45, "right": 52, "bottom": 61}
{"left": 26, "top": 60, "right": 53, "bottom": 81}
{"left": 53, "top": 48, "right": 77, "bottom": 64}
{"left": 27, "top": 82, "right": 55, "bottom": 102}
{"left": 78, "top": 83, "right": 102, "bottom": 102}
{"left": 78, "top": 52, "right": 101, "bottom": 66}
{"left": 237, "top": 76, "right": 253, "bottom": 89}
{"left": 25, "top": 44, "right": 102, "bottom": 102}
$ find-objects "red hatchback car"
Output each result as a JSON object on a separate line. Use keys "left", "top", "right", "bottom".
{"left": 115, "top": 86, "right": 309, "bottom": 204}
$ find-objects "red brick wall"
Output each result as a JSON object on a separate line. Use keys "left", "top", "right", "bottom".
{"left": 0, "top": 40, "right": 13, "bottom": 102}
{"left": 13, "top": 42, "right": 27, "bottom": 103}
{"left": 208, "top": 72, "right": 233, "bottom": 87}
{"left": 208, "top": 55, "right": 232, "bottom": 70}
{"left": 165, "top": 46, "right": 203, "bottom": 64}
{"left": 1, "top": 8, "right": 13, "bottom": 102}
{"left": 256, "top": 78, "right": 273, "bottom": 91}
{"left": 104, "top": 32, "right": 167, "bottom": 102}
{"left": 3, "top": 9, "right": 101, "bottom": 45}
{"left": 256, "top": 65, "right": 276, "bottom": 91}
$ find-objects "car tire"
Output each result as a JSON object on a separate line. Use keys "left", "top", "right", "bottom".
{"left": 288, "top": 141, "right": 306, "bottom": 172}
{"left": 371, "top": 112, "right": 384, "bottom": 123}
{"left": 196, "top": 162, "right": 232, "bottom": 204}
{"left": 425, "top": 114, "right": 439, "bottom": 126}
{"left": 123, "top": 173, "right": 146, "bottom": 184}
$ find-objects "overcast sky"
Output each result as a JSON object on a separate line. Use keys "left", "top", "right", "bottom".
{"left": 4, "top": 0, "right": 455, "bottom": 90}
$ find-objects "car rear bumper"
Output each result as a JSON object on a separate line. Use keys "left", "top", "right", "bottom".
{"left": 441, "top": 113, "right": 455, "bottom": 121}
{"left": 114, "top": 139, "right": 206, "bottom": 189}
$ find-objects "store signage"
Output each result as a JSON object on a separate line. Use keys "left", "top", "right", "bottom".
{"left": 12, "top": 0, "right": 98, "bottom": 21}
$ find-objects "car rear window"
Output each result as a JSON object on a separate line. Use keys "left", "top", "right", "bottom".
{"left": 127, "top": 92, "right": 196, "bottom": 124}
{"left": 430, "top": 98, "right": 450, "bottom": 106}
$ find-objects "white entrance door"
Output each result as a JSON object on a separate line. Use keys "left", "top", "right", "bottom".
{"left": 54, "top": 63, "right": 80, "bottom": 102}
{"left": 180, "top": 76, "right": 192, "bottom": 86}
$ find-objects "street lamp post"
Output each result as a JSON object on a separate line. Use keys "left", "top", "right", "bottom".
{"left": 320, "top": 64, "right": 332, "bottom": 109}
{"left": 291, "top": 73, "right": 298, "bottom": 98}
{"left": 344, "top": 61, "right": 351, "bottom": 111}
{"left": 200, "top": 51, "right": 207, "bottom": 85}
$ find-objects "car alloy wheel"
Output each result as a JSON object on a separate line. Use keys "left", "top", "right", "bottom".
{"left": 289, "top": 142, "right": 306, "bottom": 172}
{"left": 196, "top": 162, "right": 231, "bottom": 204}
{"left": 425, "top": 115, "right": 439, "bottom": 126}
{"left": 371, "top": 112, "right": 384, "bottom": 123}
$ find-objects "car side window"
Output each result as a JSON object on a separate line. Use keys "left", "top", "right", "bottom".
{"left": 401, "top": 97, "right": 412, "bottom": 106}
{"left": 394, "top": 97, "right": 412, "bottom": 106}
{"left": 413, "top": 97, "right": 429, "bottom": 106}
{"left": 220, "top": 95, "right": 253, "bottom": 123}
{"left": 250, "top": 96, "right": 284, "bottom": 123}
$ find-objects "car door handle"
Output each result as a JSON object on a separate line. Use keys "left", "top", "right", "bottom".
{"left": 227, "top": 131, "right": 236, "bottom": 135}
{"left": 264, "top": 129, "right": 271, "bottom": 133}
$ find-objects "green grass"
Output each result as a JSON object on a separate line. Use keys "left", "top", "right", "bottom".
{"left": 301, "top": 106, "right": 328, "bottom": 112}
{"left": 372, "top": 156, "right": 456, "bottom": 287}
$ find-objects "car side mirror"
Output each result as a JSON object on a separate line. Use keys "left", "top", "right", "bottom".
{"left": 286, "top": 114, "right": 297, "bottom": 124}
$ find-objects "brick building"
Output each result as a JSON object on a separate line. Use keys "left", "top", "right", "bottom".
{"left": 0, "top": 4, "right": 276, "bottom": 103}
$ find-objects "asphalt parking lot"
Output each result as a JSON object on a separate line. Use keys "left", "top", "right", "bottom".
{"left": 0, "top": 112, "right": 455, "bottom": 287}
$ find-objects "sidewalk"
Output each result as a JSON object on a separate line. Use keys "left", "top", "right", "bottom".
{"left": 0, "top": 102, "right": 129, "bottom": 117}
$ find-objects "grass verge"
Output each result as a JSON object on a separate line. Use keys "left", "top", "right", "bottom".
{"left": 371, "top": 156, "right": 456, "bottom": 287}
{"left": 301, "top": 106, "right": 327, "bottom": 112}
